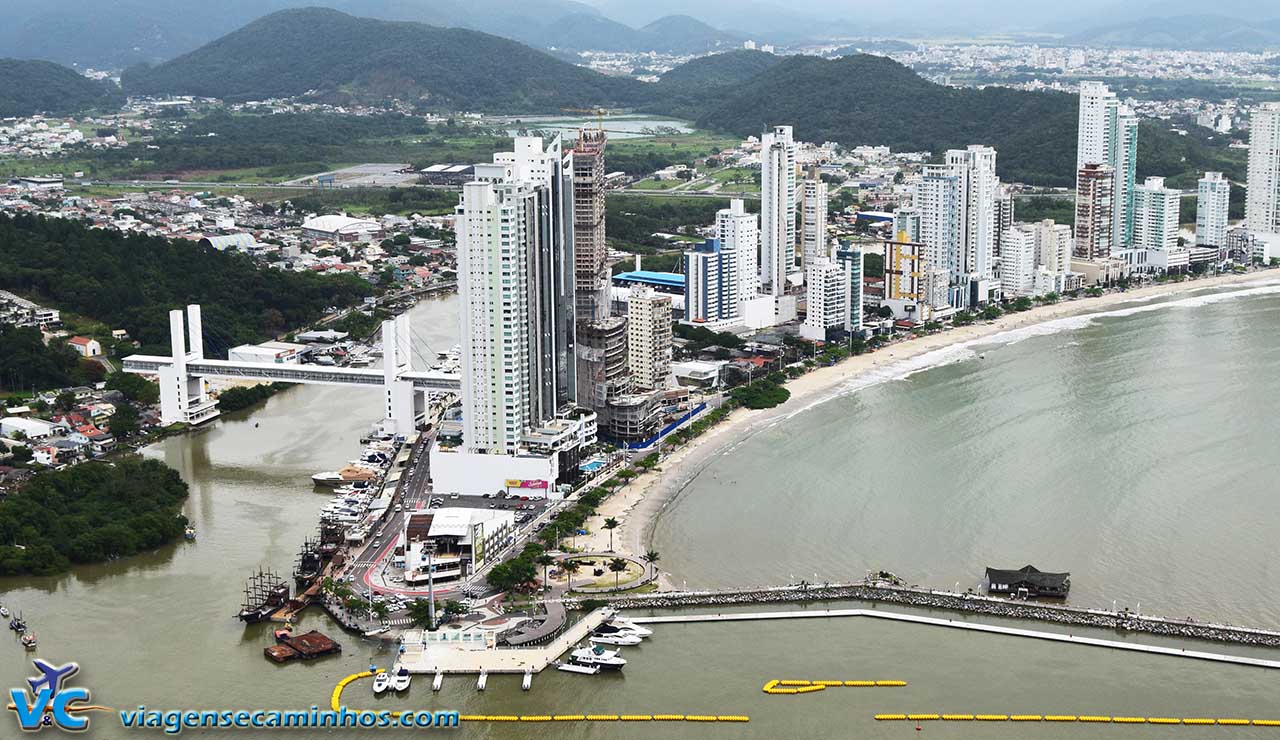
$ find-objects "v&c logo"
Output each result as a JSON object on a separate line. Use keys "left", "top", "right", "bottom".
{"left": 7, "top": 659, "right": 110, "bottom": 733}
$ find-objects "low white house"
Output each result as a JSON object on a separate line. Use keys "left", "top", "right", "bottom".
{"left": 67, "top": 336, "right": 102, "bottom": 357}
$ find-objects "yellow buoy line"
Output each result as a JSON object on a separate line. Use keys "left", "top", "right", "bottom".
{"left": 454, "top": 714, "right": 749, "bottom": 722}
{"left": 763, "top": 679, "right": 907, "bottom": 694}
{"left": 874, "top": 714, "right": 1280, "bottom": 726}
{"left": 331, "top": 672, "right": 748, "bottom": 723}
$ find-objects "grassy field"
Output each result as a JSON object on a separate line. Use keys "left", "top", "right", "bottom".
{"left": 4, "top": 123, "right": 742, "bottom": 190}
{"left": 630, "top": 177, "right": 686, "bottom": 190}
{"left": 708, "top": 166, "right": 761, "bottom": 192}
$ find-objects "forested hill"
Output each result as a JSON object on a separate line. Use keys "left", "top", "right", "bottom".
{"left": 684, "top": 53, "right": 1244, "bottom": 187}
{"left": 121, "top": 7, "right": 646, "bottom": 110}
{"left": 0, "top": 213, "right": 372, "bottom": 353}
{"left": 0, "top": 459, "right": 190, "bottom": 576}
{"left": 0, "top": 58, "right": 123, "bottom": 117}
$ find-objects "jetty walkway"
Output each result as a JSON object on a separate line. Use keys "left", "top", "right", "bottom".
{"left": 396, "top": 608, "right": 611, "bottom": 675}
{"left": 627, "top": 609, "right": 1280, "bottom": 669}
{"left": 589, "top": 580, "right": 1280, "bottom": 649}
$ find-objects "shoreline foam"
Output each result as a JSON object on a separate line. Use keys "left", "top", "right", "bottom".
{"left": 573, "top": 270, "right": 1280, "bottom": 583}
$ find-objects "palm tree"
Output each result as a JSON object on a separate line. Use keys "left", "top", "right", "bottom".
{"left": 535, "top": 553, "right": 555, "bottom": 590}
{"left": 608, "top": 557, "right": 628, "bottom": 590}
{"left": 603, "top": 517, "right": 620, "bottom": 551}
{"left": 642, "top": 550, "right": 660, "bottom": 569}
{"left": 562, "top": 559, "right": 581, "bottom": 593}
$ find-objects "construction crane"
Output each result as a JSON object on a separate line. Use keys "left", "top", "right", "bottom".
{"left": 560, "top": 107, "right": 620, "bottom": 130}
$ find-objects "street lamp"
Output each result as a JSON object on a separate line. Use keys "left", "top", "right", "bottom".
{"left": 425, "top": 541, "right": 438, "bottom": 630}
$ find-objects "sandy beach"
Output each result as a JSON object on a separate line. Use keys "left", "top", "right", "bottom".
{"left": 572, "top": 269, "right": 1280, "bottom": 586}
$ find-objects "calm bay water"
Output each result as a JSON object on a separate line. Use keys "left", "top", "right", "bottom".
{"left": 3, "top": 286, "right": 1280, "bottom": 738}
{"left": 654, "top": 284, "right": 1280, "bottom": 625}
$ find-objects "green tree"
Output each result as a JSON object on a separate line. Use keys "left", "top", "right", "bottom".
{"left": 608, "top": 557, "right": 628, "bottom": 590}
{"left": 107, "top": 401, "right": 140, "bottom": 437}
{"left": 603, "top": 517, "right": 620, "bottom": 552}
{"left": 535, "top": 553, "right": 556, "bottom": 589}
{"left": 55, "top": 391, "right": 77, "bottom": 411}
{"left": 106, "top": 372, "right": 160, "bottom": 405}
{"left": 980, "top": 304, "right": 1003, "bottom": 321}
{"left": 953, "top": 311, "right": 976, "bottom": 326}
{"left": 562, "top": 559, "right": 581, "bottom": 592}
{"left": 407, "top": 598, "right": 435, "bottom": 630}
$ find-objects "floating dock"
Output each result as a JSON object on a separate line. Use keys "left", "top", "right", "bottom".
{"left": 264, "top": 630, "right": 343, "bottom": 663}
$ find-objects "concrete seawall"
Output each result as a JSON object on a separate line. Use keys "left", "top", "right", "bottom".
{"left": 585, "top": 582, "right": 1280, "bottom": 649}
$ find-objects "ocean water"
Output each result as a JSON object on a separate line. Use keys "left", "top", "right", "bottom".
{"left": 654, "top": 282, "right": 1280, "bottom": 626}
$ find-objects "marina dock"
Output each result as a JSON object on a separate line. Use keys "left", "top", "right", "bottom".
{"left": 626, "top": 609, "right": 1280, "bottom": 670}
{"left": 396, "top": 608, "right": 612, "bottom": 675}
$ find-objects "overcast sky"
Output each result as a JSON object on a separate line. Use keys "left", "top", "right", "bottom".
{"left": 581, "top": 0, "right": 1278, "bottom": 34}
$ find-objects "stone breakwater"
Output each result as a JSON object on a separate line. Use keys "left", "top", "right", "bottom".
{"left": 589, "top": 584, "right": 1280, "bottom": 649}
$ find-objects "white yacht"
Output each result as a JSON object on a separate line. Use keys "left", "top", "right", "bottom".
{"left": 568, "top": 644, "right": 626, "bottom": 671}
{"left": 312, "top": 471, "right": 344, "bottom": 487}
{"left": 606, "top": 615, "right": 653, "bottom": 637}
{"left": 372, "top": 671, "right": 391, "bottom": 694}
{"left": 391, "top": 666, "right": 411, "bottom": 692}
{"left": 589, "top": 632, "right": 643, "bottom": 646}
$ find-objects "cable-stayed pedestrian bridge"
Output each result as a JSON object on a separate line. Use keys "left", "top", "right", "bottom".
{"left": 121, "top": 356, "right": 461, "bottom": 391}
{"left": 123, "top": 305, "right": 459, "bottom": 435}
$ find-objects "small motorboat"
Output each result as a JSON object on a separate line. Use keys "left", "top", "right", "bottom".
{"left": 391, "top": 666, "right": 411, "bottom": 692}
{"left": 0, "top": 605, "right": 9, "bottom": 618}
{"left": 21, "top": 632, "right": 37, "bottom": 650}
{"left": 363, "top": 626, "right": 390, "bottom": 637}
{"left": 9, "top": 617, "right": 26, "bottom": 634}
{"left": 184, "top": 526, "right": 197, "bottom": 541}
{"left": 555, "top": 661, "right": 601, "bottom": 675}
{"left": 589, "top": 631, "right": 643, "bottom": 646}
{"left": 372, "top": 671, "right": 391, "bottom": 694}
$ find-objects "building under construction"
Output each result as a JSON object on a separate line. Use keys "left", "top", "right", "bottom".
{"left": 572, "top": 129, "right": 610, "bottom": 322}
{"left": 575, "top": 316, "right": 631, "bottom": 421}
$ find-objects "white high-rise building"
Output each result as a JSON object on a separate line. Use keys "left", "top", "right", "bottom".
{"left": 1132, "top": 176, "right": 1181, "bottom": 252}
{"left": 917, "top": 145, "right": 999, "bottom": 306}
{"left": 1196, "top": 172, "right": 1231, "bottom": 248}
{"left": 998, "top": 226, "right": 1037, "bottom": 298}
{"left": 1077, "top": 81, "right": 1115, "bottom": 170}
{"left": 457, "top": 137, "right": 576, "bottom": 455}
{"left": 1076, "top": 81, "right": 1138, "bottom": 248}
{"left": 1246, "top": 103, "right": 1280, "bottom": 234}
{"left": 893, "top": 207, "right": 922, "bottom": 243}
{"left": 627, "top": 286, "right": 672, "bottom": 392}
{"left": 800, "top": 174, "right": 828, "bottom": 266}
{"left": 717, "top": 199, "right": 759, "bottom": 298}
{"left": 684, "top": 241, "right": 735, "bottom": 325}
{"left": 800, "top": 246, "right": 863, "bottom": 341}
{"left": 1035, "top": 220, "right": 1074, "bottom": 276}
{"left": 1000, "top": 220, "right": 1075, "bottom": 297}
{"left": 760, "top": 125, "right": 797, "bottom": 296}
{"left": 684, "top": 199, "right": 760, "bottom": 325}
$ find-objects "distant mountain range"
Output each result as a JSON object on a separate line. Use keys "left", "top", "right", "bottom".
{"left": 0, "top": 1, "right": 748, "bottom": 68}
{"left": 0, "top": 59, "right": 123, "bottom": 117}
{"left": 120, "top": 9, "right": 646, "bottom": 110}
{"left": 5, "top": 7, "right": 1246, "bottom": 189}
{"left": 1068, "top": 14, "right": 1280, "bottom": 49}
